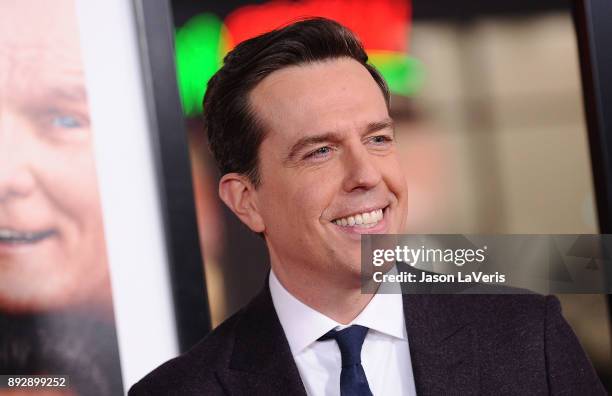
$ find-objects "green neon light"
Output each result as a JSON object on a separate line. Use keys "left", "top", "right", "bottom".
{"left": 369, "top": 51, "right": 425, "bottom": 97}
{"left": 175, "top": 13, "right": 230, "bottom": 117}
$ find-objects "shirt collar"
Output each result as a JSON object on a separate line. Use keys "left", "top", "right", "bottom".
{"left": 269, "top": 269, "right": 407, "bottom": 356}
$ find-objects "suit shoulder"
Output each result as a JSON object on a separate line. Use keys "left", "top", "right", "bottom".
{"left": 462, "top": 294, "right": 603, "bottom": 393}
{"left": 128, "top": 309, "right": 246, "bottom": 395}
{"left": 438, "top": 292, "right": 554, "bottom": 331}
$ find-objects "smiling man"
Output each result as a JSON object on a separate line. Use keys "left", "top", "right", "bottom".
{"left": 130, "top": 18, "right": 604, "bottom": 395}
{"left": 235, "top": 54, "right": 407, "bottom": 326}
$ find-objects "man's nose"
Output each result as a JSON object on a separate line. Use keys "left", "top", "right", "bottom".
{"left": 341, "top": 144, "right": 383, "bottom": 192}
{"left": 0, "top": 146, "right": 36, "bottom": 203}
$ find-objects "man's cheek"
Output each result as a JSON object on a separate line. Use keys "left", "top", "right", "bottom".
{"left": 39, "top": 158, "right": 100, "bottom": 226}
{"left": 292, "top": 179, "right": 329, "bottom": 205}
{"left": 384, "top": 159, "right": 408, "bottom": 192}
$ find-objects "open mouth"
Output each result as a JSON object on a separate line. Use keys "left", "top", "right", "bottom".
{"left": 332, "top": 205, "right": 389, "bottom": 229}
{"left": 0, "top": 228, "right": 58, "bottom": 245}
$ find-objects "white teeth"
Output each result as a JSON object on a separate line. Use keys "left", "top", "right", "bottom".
{"left": 0, "top": 228, "right": 55, "bottom": 243}
{"left": 333, "top": 208, "right": 385, "bottom": 228}
{"left": 0, "top": 229, "right": 17, "bottom": 238}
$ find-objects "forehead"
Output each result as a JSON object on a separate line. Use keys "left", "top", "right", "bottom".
{"left": 0, "top": 0, "right": 84, "bottom": 93}
{"left": 249, "top": 58, "right": 389, "bottom": 143}
{"left": 0, "top": 0, "right": 81, "bottom": 49}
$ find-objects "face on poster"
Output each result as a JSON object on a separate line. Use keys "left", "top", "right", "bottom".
{"left": 0, "top": 0, "right": 111, "bottom": 314}
{"left": 0, "top": 0, "right": 122, "bottom": 394}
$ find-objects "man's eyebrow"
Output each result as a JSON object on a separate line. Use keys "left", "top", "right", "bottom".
{"left": 365, "top": 118, "right": 394, "bottom": 135}
{"left": 47, "top": 86, "right": 88, "bottom": 103}
{"left": 282, "top": 118, "right": 395, "bottom": 164}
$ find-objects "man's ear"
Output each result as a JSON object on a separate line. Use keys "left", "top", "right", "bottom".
{"left": 218, "top": 173, "right": 265, "bottom": 233}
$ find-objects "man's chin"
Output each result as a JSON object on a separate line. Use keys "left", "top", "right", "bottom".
{"left": 321, "top": 256, "right": 363, "bottom": 288}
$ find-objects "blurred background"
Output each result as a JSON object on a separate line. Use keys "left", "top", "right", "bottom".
{"left": 171, "top": 0, "right": 612, "bottom": 389}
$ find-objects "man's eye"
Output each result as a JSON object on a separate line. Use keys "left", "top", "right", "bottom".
{"left": 369, "top": 135, "right": 393, "bottom": 144}
{"left": 52, "top": 115, "right": 82, "bottom": 129}
{"left": 35, "top": 109, "right": 90, "bottom": 143}
{"left": 305, "top": 146, "right": 332, "bottom": 159}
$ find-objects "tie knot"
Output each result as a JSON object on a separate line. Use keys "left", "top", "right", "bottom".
{"left": 318, "top": 325, "right": 369, "bottom": 367}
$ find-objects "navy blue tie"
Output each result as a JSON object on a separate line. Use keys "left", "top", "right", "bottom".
{"left": 318, "top": 325, "right": 373, "bottom": 396}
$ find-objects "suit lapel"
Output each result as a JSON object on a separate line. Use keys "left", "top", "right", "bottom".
{"left": 403, "top": 294, "right": 479, "bottom": 395}
{"left": 215, "top": 279, "right": 479, "bottom": 395}
{"left": 217, "top": 282, "right": 307, "bottom": 395}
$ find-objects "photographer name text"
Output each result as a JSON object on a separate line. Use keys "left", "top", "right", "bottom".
{"left": 372, "top": 271, "right": 506, "bottom": 284}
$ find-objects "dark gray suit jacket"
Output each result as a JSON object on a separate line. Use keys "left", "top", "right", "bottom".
{"left": 129, "top": 284, "right": 605, "bottom": 395}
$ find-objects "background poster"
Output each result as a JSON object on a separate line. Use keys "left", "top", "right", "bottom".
{"left": 0, "top": 1, "right": 123, "bottom": 394}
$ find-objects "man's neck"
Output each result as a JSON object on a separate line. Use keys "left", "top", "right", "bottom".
{"left": 271, "top": 264, "right": 375, "bottom": 325}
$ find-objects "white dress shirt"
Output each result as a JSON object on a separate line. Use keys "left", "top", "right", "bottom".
{"left": 269, "top": 270, "right": 417, "bottom": 396}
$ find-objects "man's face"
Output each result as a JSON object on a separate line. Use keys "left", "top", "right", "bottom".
{"left": 0, "top": 0, "right": 111, "bottom": 312}
{"left": 250, "top": 58, "right": 408, "bottom": 285}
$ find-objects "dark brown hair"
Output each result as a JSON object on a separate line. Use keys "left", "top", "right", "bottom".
{"left": 203, "top": 17, "right": 390, "bottom": 187}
